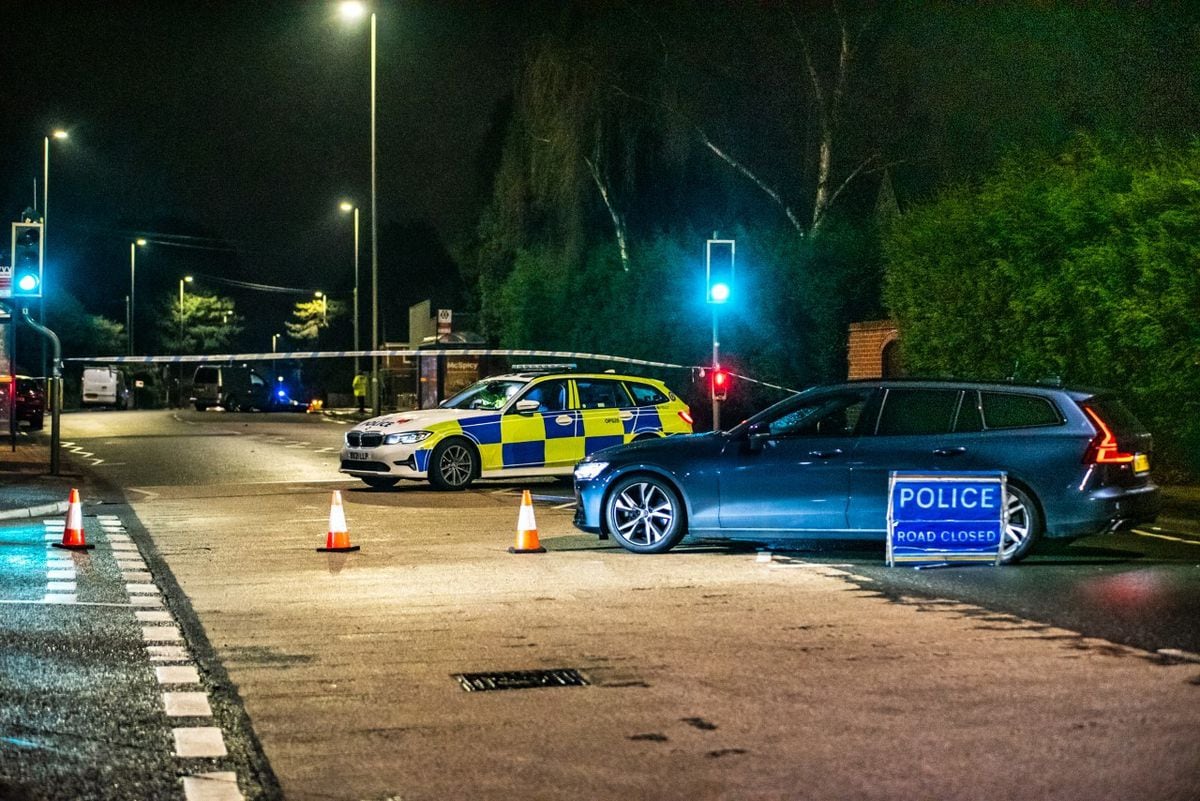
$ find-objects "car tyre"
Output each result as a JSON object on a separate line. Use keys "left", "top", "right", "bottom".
{"left": 223, "top": 394, "right": 241, "bottom": 412}
{"left": 362, "top": 476, "right": 398, "bottom": 489}
{"left": 604, "top": 474, "right": 686, "bottom": 554}
{"left": 194, "top": 403, "right": 207, "bottom": 412}
{"left": 27, "top": 415, "right": 43, "bottom": 431}
{"left": 428, "top": 438, "right": 478, "bottom": 491}
{"left": 1001, "top": 484, "right": 1042, "bottom": 564}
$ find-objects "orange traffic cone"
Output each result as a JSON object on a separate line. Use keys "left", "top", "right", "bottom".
{"left": 509, "top": 490, "right": 546, "bottom": 554}
{"left": 317, "top": 490, "right": 359, "bottom": 552}
{"left": 53, "top": 488, "right": 94, "bottom": 551}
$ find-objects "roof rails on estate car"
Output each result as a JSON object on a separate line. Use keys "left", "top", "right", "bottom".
{"left": 510, "top": 363, "right": 578, "bottom": 373}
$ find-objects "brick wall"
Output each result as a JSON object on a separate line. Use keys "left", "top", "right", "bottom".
{"left": 847, "top": 320, "right": 899, "bottom": 380}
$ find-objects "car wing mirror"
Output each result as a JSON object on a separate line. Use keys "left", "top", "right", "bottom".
{"left": 514, "top": 399, "right": 540, "bottom": 415}
{"left": 747, "top": 420, "right": 771, "bottom": 451}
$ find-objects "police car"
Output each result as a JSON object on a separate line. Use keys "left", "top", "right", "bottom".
{"left": 339, "top": 368, "right": 693, "bottom": 490}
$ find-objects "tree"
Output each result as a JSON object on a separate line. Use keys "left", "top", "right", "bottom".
{"left": 284, "top": 297, "right": 344, "bottom": 343}
{"left": 158, "top": 292, "right": 242, "bottom": 354}
{"left": 883, "top": 135, "right": 1200, "bottom": 475}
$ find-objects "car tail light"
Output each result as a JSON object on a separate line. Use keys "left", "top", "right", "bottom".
{"left": 678, "top": 410, "right": 694, "bottom": 427}
{"left": 1082, "top": 406, "right": 1134, "bottom": 464}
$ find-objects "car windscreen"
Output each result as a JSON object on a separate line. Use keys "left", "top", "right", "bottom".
{"left": 441, "top": 379, "right": 526, "bottom": 411}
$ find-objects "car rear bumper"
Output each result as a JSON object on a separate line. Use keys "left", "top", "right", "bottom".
{"left": 1048, "top": 483, "right": 1160, "bottom": 538}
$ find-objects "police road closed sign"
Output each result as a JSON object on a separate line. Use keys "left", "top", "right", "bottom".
{"left": 887, "top": 472, "right": 1008, "bottom": 566}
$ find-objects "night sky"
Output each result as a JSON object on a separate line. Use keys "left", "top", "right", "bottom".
{"left": 1, "top": 1, "right": 540, "bottom": 340}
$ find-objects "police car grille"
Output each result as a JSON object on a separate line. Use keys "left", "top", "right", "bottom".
{"left": 341, "top": 459, "right": 390, "bottom": 472}
{"left": 347, "top": 432, "right": 384, "bottom": 448}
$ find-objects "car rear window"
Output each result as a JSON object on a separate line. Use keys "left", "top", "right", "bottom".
{"left": 194, "top": 367, "right": 218, "bottom": 383}
{"left": 980, "top": 392, "right": 1062, "bottom": 429}
{"left": 625, "top": 382, "right": 668, "bottom": 407}
{"left": 1084, "top": 395, "right": 1147, "bottom": 435}
{"left": 876, "top": 388, "right": 960, "bottom": 436}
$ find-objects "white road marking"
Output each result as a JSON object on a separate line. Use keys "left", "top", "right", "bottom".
{"left": 137, "top": 610, "right": 173, "bottom": 623}
{"left": 127, "top": 583, "right": 161, "bottom": 594}
{"left": 148, "top": 645, "right": 191, "bottom": 661}
{"left": 182, "top": 771, "right": 244, "bottom": 801}
{"left": 122, "top": 571, "right": 153, "bottom": 582}
{"left": 45, "top": 581, "right": 76, "bottom": 592}
{"left": 164, "top": 692, "right": 213, "bottom": 717}
{"left": 47, "top": 569, "right": 75, "bottom": 580}
{"left": 131, "top": 596, "right": 163, "bottom": 607}
{"left": 42, "top": 594, "right": 77, "bottom": 604}
{"left": 156, "top": 666, "right": 202, "bottom": 685}
{"left": 0, "top": 599, "right": 135, "bottom": 608}
{"left": 1157, "top": 648, "right": 1200, "bottom": 663}
{"left": 173, "top": 727, "right": 227, "bottom": 757}
{"left": 142, "top": 626, "right": 183, "bottom": 642}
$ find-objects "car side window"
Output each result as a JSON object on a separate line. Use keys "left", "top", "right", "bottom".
{"left": 576, "top": 379, "right": 629, "bottom": 409}
{"left": 519, "top": 380, "right": 568, "bottom": 413}
{"left": 953, "top": 390, "right": 984, "bottom": 433}
{"left": 250, "top": 372, "right": 264, "bottom": 388}
{"left": 766, "top": 391, "right": 871, "bottom": 438}
{"left": 875, "top": 388, "right": 961, "bottom": 436}
{"left": 625, "top": 382, "right": 668, "bottom": 407}
{"left": 980, "top": 392, "right": 1062, "bottom": 429}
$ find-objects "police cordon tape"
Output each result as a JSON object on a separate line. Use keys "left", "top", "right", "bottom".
{"left": 65, "top": 348, "right": 801, "bottom": 394}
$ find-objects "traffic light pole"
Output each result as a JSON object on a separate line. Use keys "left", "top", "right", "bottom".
{"left": 711, "top": 305, "right": 721, "bottom": 432}
{"left": 0, "top": 300, "right": 61, "bottom": 474}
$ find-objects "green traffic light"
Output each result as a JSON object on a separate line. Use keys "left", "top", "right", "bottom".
{"left": 710, "top": 282, "right": 730, "bottom": 303}
{"left": 16, "top": 274, "right": 39, "bottom": 293}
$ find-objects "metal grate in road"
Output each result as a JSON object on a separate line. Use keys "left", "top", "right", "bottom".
{"left": 454, "top": 668, "right": 590, "bottom": 693}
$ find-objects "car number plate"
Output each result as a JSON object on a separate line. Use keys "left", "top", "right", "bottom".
{"left": 348, "top": 450, "right": 370, "bottom": 461}
{"left": 1133, "top": 453, "right": 1150, "bottom": 474}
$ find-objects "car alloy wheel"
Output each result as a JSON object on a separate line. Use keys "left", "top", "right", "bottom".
{"left": 1000, "top": 485, "right": 1042, "bottom": 563}
{"left": 429, "top": 439, "right": 477, "bottom": 490}
{"left": 605, "top": 475, "right": 686, "bottom": 554}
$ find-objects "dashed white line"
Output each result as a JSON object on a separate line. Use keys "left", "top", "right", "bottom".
{"left": 156, "top": 666, "right": 201, "bottom": 685}
{"left": 164, "top": 692, "right": 213, "bottom": 717}
{"left": 182, "top": 771, "right": 244, "bottom": 801}
{"left": 142, "top": 625, "right": 183, "bottom": 642}
{"left": 173, "top": 727, "right": 228, "bottom": 758}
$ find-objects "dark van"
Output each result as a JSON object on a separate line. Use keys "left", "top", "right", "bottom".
{"left": 190, "top": 365, "right": 293, "bottom": 412}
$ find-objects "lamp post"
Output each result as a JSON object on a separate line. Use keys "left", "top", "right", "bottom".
{"left": 39, "top": 129, "right": 68, "bottom": 377}
{"left": 340, "top": 1, "right": 380, "bottom": 415}
{"left": 272, "top": 332, "right": 281, "bottom": 375}
{"left": 128, "top": 238, "right": 146, "bottom": 355}
{"left": 340, "top": 200, "right": 360, "bottom": 375}
{"left": 178, "top": 276, "right": 193, "bottom": 407}
{"left": 314, "top": 291, "right": 327, "bottom": 324}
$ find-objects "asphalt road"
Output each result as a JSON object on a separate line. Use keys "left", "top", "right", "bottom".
{"left": 1, "top": 409, "right": 1196, "bottom": 801}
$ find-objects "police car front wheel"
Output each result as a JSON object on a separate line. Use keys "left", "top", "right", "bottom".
{"left": 429, "top": 438, "right": 478, "bottom": 491}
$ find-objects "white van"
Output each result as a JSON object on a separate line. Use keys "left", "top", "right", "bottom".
{"left": 81, "top": 366, "right": 128, "bottom": 409}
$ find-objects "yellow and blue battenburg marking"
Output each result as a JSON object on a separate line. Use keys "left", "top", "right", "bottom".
{"left": 410, "top": 395, "right": 690, "bottom": 474}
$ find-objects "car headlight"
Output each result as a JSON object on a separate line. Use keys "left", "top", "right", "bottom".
{"left": 383, "top": 430, "right": 433, "bottom": 446}
{"left": 574, "top": 461, "right": 609, "bottom": 481}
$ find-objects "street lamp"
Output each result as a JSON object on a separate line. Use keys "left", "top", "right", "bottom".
{"left": 340, "top": 0, "right": 380, "bottom": 415}
{"left": 178, "top": 276, "right": 193, "bottom": 408}
{"left": 39, "top": 129, "right": 68, "bottom": 377}
{"left": 339, "top": 200, "right": 360, "bottom": 374}
{"left": 128, "top": 239, "right": 146, "bottom": 355}
{"left": 314, "top": 290, "right": 327, "bottom": 324}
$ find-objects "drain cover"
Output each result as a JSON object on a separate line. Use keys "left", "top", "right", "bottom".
{"left": 454, "top": 668, "right": 590, "bottom": 692}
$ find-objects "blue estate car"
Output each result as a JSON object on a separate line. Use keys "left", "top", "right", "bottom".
{"left": 573, "top": 380, "right": 1160, "bottom": 563}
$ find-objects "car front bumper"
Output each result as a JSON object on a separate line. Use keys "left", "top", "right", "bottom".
{"left": 339, "top": 445, "right": 431, "bottom": 481}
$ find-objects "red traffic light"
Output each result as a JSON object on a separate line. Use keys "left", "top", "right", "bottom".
{"left": 711, "top": 369, "right": 730, "bottom": 401}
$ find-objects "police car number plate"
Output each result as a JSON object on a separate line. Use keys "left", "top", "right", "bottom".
{"left": 348, "top": 451, "right": 369, "bottom": 461}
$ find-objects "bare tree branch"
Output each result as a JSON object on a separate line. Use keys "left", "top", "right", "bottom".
{"left": 698, "top": 127, "right": 805, "bottom": 233}
{"left": 584, "top": 143, "right": 631, "bottom": 272}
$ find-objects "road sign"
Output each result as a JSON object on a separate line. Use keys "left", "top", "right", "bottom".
{"left": 887, "top": 472, "right": 1008, "bottom": 566}
{"left": 0, "top": 263, "right": 11, "bottom": 298}
{"left": 437, "top": 308, "right": 452, "bottom": 336}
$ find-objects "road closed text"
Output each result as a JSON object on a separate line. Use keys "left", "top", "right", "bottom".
{"left": 892, "top": 528, "right": 1000, "bottom": 545}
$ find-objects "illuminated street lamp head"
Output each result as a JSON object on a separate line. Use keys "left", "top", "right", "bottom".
{"left": 339, "top": 1, "right": 367, "bottom": 21}
{"left": 339, "top": 201, "right": 354, "bottom": 213}
{"left": 183, "top": 275, "right": 193, "bottom": 284}
{"left": 51, "top": 129, "right": 68, "bottom": 140}
{"left": 135, "top": 238, "right": 147, "bottom": 247}
{"left": 314, "top": 291, "right": 324, "bottom": 298}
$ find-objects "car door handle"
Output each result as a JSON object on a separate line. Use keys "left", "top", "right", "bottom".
{"left": 933, "top": 447, "right": 967, "bottom": 457}
{"left": 809, "top": 448, "right": 844, "bottom": 458}
{"left": 554, "top": 414, "right": 574, "bottom": 426}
